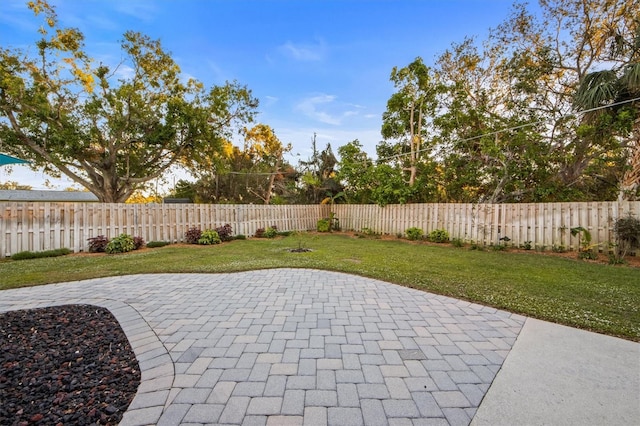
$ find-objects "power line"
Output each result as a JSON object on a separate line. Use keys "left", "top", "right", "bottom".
{"left": 376, "top": 96, "right": 640, "bottom": 163}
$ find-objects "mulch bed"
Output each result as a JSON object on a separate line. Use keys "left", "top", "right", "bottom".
{"left": 0, "top": 305, "right": 140, "bottom": 425}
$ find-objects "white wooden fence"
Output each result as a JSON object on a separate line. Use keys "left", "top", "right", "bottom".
{"left": 0, "top": 203, "right": 328, "bottom": 256}
{"left": 334, "top": 201, "right": 640, "bottom": 251}
{"left": 1, "top": 201, "right": 638, "bottom": 256}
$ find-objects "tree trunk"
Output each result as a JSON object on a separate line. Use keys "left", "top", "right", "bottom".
{"left": 618, "top": 124, "right": 640, "bottom": 201}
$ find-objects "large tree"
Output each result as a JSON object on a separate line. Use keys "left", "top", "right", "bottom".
{"left": 381, "top": 57, "right": 439, "bottom": 187}
{"left": 0, "top": 1, "right": 257, "bottom": 202}
{"left": 574, "top": 13, "right": 640, "bottom": 200}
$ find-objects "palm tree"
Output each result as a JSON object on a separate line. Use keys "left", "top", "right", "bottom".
{"left": 574, "top": 36, "right": 640, "bottom": 200}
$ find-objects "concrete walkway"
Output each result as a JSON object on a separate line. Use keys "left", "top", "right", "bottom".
{"left": 0, "top": 269, "right": 637, "bottom": 426}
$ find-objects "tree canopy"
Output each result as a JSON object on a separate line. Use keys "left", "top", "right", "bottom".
{"left": 358, "top": 0, "right": 639, "bottom": 205}
{"left": 0, "top": 1, "right": 257, "bottom": 202}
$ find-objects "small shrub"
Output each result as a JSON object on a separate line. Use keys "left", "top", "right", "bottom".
{"left": 254, "top": 228, "right": 265, "bottom": 238}
{"left": 428, "top": 229, "right": 450, "bottom": 243}
{"left": 317, "top": 218, "right": 331, "bottom": 232}
{"left": 521, "top": 241, "right": 533, "bottom": 250}
{"left": 215, "top": 224, "right": 233, "bottom": 242}
{"left": 264, "top": 226, "right": 278, "bottom": 238}
{"left": 88, "top": 235, "right": 109, "bottom": 253}
{"left": 469, "top": 242, "right": 484, "bottom": 251}
{"left": 234, "top": 234, "right": 247, "bottom": 240}
{"left": 147, "top": 241, "right": 170, "bottom": 248}
{"left": 571, "top": 226, "right": 598, "bottom": 260}
{"left": 133, "top": 236, "right": 145, "bottom": 250}
{"left": 451, "top": 237, "right": 464, "bottom": 248}
{"left": 105, "top": 234, "right": 135, "bottom": 254}
{"left": 185, "top": 227, "right": 202, "bottom": 244}
{"left": 11, "top": 248, "right": 72, "bottom": 260}
{"left": 552, "top": 244, "right": 566, "bottom": 253}
{"left": 491, "top": 243, "right": 508, "bottom": 251}
{"left": 405, "top": 227, "right": 424, "bottom": 241}
{"left": 613, "top": 214, "right": 640, "bottom": 261}
{"left": 198, "top": 229, "right": 221, "bottom": 245}
{"left": 317, "top": 212, "right": 339, "bottom": 232}
{"left": 535, "top": 245, "right": 547, "bottom": 252}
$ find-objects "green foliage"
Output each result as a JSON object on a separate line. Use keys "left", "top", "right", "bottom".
{"left": 405, "top": 227, "right": 424, "bottom": 241}
{"left": 147, "top": 241, "right": 170, "bottom": 248}
{"left": 0, "top": 4, "right": 258, "bottom": 202}
{"left": 522, "top": 241, "right": 533, "bottom": 250}
{"left": 317, "top": 212, "right": 339, "bottom": 233}
{"left": 451, "top": 238, "right": 464, "bottom": 248}
{"left": 255, "top": 226, "right": 278, "bottom": 238}
{"left": 263, "top": 226, "right": 278, "bottom": 238}
{"left": 614, "top": 215, "right": 640, "bottom": 259}
{"left": 571, "top": 226, "right": 598, "bottom": 260}
{"left": 428, "top": 229, "right": 450, "bottom": 243}
{"left": 198, "top": 230, "right": 221, "bottom": 245}
{"left": 552, "top": 244, "right": 567, "bottom": 253}
{"left": 469, "top": 242, "right": 484, "bottom": 251}
{"left": 317, "top": 219, "right": 331, "bottom": 233}
{"left": 105, "top": 234, "right": 135, "bottom": 254}
{"left": 87, "top": 235, "right": 109, "bottom": 253}
{"left": 11, "top": 248, "right": 72, "bottom": 261}
{"left": 185, "top": 227, "right": 202, "bottom": 244}
{"left": 234, "top": 234, "right": 247, "bottom": 240}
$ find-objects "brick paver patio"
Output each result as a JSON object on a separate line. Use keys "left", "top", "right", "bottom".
{"left": 0, "top": 269, "right": 526, "bottom": 425}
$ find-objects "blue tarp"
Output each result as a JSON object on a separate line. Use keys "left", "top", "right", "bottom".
{"left": 0, "top": 153, "right": 29, "bottom": 166}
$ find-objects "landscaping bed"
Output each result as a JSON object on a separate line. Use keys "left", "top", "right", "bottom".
{"left": 0, "top": 305, "right": 139, "bottom": 425}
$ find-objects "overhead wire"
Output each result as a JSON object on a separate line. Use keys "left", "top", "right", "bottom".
{"left": 191, "top": 96, "right": 640, "bottom": 176}
{"left": 375, "top": 96, "right": 640, "bottom": 163}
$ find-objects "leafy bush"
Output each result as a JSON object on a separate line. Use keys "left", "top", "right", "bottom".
{"left": 317, "top": 219, "right": 331, "bottom": 232}
{"left": 613, "top": 215, "right": 640, "bottom": 261}
{"left": 317, "top": 212, "right": 339, "bottom": 232}
{"left": 428, "top": 229, "right": 450, "bottom": 243}
{"left": 552, "top": 244, "right": 566, "bottom": 253}
{"left": 147, "top": 241, "right": 170, "bottom": 248}
{"left": 185, "top": 227, "right": 202, "bottom": 244}
{"left": 405, "top": 227, "right": 423, "bottom": 241}
{"left": 264, "top": 226, "right": 278, "bottom": 238}
{"left": 133, "top": 236, "right": 145, "bottom": 250}
{"left": 198, "top": 229, "right": 221, "bottom": 245}
{"left": 521, "top": 241, "right": 533, "bottom": 250}
{"left": 254, "top": 228, "right": 265, "bottom": 238}
{"left": 216, "top": 224, "right": 234, "bottom": 242}
{"left": 105, "top": 234, "right": 135, "bottom": 254}
{"left": 88, "top": 235, "right": 109, "bottom": 253}
{"left": 234, "top": 234, "right": 247, "bottom": 240}
{"left": 571, "top": 226, "right": 598, "bottom": 260}
{"left": 11, "top": 248, "right": 72, "bottom": 261}
{"left": 451, "top": 237, "right": 464, "bottom": 248}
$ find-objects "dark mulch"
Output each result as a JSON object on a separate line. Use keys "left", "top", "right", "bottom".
{"left": 0, "top": 304, "right": 141, "bottom": 425}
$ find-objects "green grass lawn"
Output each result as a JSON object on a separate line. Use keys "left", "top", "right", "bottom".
{"left": 1, "top": 233, "right": 639, "bottom": 341}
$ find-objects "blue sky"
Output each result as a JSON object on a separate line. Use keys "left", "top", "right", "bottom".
{"left": 1, "top": 0, "right": 524, "bottom": 190}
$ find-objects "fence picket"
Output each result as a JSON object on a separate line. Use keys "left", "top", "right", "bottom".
{"left": 0, "top": 201, "right": 639, "bottom": 256}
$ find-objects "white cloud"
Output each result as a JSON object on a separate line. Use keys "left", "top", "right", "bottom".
{"left": 296, "top": 94, "right": 341, "bottom": 125}
{"left": 279, "top": 39, "right": 326, "bottom": 61}
{"left": 264, "top": 96, "right": 279, "bottom": 106}
{"left": 113, "top": 1, "right": 158, "bottom": 22}
{"left": 295, "top": 94, "right": 368, "bottom": 126}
